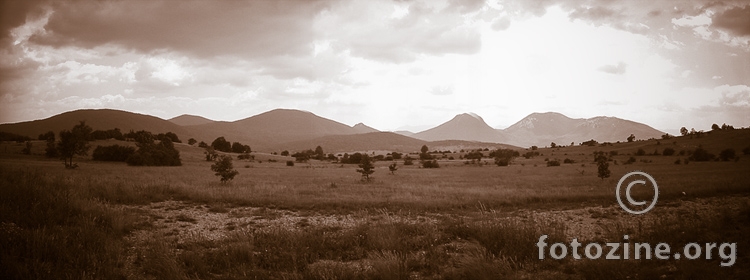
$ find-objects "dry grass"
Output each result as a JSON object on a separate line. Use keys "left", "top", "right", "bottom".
{"left": 1, "top": 132, "right": 749, "bottom": 279}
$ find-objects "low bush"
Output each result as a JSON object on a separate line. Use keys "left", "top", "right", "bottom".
{"left": 92, "top": 145, "right": 136, "bottom": 162}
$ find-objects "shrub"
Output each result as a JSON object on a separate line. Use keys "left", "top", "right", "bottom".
{"left": 403, "top": 156, "right": 414, "bottom": 165}
{"left": 422, "top": 160, "right": 440, "bottom": 168}
{"left": 674, "top": 159, "right": 681, "bottom": 164}
{"left": 495, "top": 157, "right": 510, "bottom": 166}
{"left": 689, "top": 147, "right": 715, "bottom": 162}
{"left": 286, "top": 161, "right": 294, "bottom": 166}
{"left": 635, "top": 148, "right": 646, "bottom": 156}
{"left": 563, "top": 158, "right": 575, "bottom": 164}
{"left": 92, "top": 145, "right": 136, "bottom": 162}
{"left": 595, "top": 151, "right": 610, "bottom": 180}
{"left": 211, "top": 155, "right": 239, "bottom": 182}
{"left": 546, "top": 160, "right": 560, "bottom": 167}
{"left": 743, "top": 146, "right": 750, "bottom": 155}
{"left": 719, "top": 149, "right": 736, "bottom": 161}
{"left": 126, "top": 139, "right": 181, "bottom": 166}
{"left": 237, "top": 153, "right": 253, "bottom": 160}
{"left": 662, "top": 147, "right": 675, "bottom": 156}
{"left": 624, "top": 157, "right": 636, "bottom": 164}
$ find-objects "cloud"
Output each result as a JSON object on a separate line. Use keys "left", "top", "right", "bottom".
{"left": 711, "top": 5, "right": 750, "bottom": 36}
{"left": 491, "top": 17, "right": 511, "bottom": 31}
{"left": 29, "top": 0, "right": 333, "bottom": 59}
{"left": 318, "top": 0, "right": 484, "bottom": 63}
{"left": 598, "top": 62, "right": 627, "bottom": 75}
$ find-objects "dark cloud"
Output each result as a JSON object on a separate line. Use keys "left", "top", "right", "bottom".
{"left": 712, "top": 5, "right": 750, "bottom": 36}
{"left": 598, "top": 62, "right": 627, "bottom": 75}
{"left": 30, "top": 0, "right": 333, "bottom": 59}
{"left": 0, "top": 0, "right": 48, "bottom": 42}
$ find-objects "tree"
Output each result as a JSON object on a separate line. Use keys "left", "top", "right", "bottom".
{"left": 680, "top": 127, "right": 688, "bottom": 136}
{"left": 531, "top": 146, "right": 538, "bottom": 150}
{"left": 281, "top": 150, "right": 290, "bottom": 156}
{"left": 58, "top": 121, "right": 92, "bottom": 168}
{"left": 711, "top": 123, "right": 720, "bottom": 131}
{"left": 595, "top": 151, "right": 611, "bottom": 180}
{"left": 211, "top": 137, "right": 232, "bottom": 152}
{"left": 126, "top": 138, "right": 182, "bottom": 166}
{"left": 45, "top": 134, "right": 58, "bottom": 158}
{"left": 421, "top": 145, "right": 429, "bottom": 154}
{"left": 315, "top": 146, "right": 324, "bottom": 160}
{"left": 198, "top": 141, "right": 208, "bottom": 148}
{"left": 403, "top": 155, "right": 414, "bottom": 165}
{"left": 356, "top": 154, "right": 375, "bottom": 181}
{"left": 627, "top": 134, "right": 635, "bottom": 142}
{"left": 204, "top": 147, "right": 218, "bottom": 161}
{"left": 211, "top": 155, "right": 239, "bottom": 183}
{"left": 188, "top": 138, "right": 197, "bottom": 145}
{"left": 388, "top": 162, "right": 398, "bottom": 175}
{"left": 38, "top": 131, "right": 55, "bottom": 141}
{"left": 22, "top": 141, "right": 32, "bottom": 155}
{"left": 232, "top": 142, "right": 249, "bottom": 153}
{"left": 550, "top": 142, "right": 557, "bottom": 148}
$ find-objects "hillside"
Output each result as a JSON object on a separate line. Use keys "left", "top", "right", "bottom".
{"left": 169, "top": 114, "right": 215, "bottom": 126}
{"left": 414, "top": 113, "right": 507, "bottom": 143}
{"left": 0, "top": 109, "right": 196, "bottom": 141}
{"left": 503, "top": 112, "right": 665, "bottom": 147}
{"left": 183, "top": 109, "right": 360, "bottom": 150}
{"left": 352, "top": 123, "right": 379, "bottom": 134}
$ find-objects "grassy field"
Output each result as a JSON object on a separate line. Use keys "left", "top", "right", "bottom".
{"left": 1, "top": 130, "right": 749, "bottom": 279}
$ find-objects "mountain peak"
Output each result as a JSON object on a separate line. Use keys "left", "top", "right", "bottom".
{"left": 352, "top": 122, "right": 379, "bottom": 134}
{"left": 169, "top": 114, "right": 214, "bottom": 126}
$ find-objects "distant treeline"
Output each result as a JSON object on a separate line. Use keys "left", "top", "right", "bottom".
{"left": 39, "top": 128, "right": 181, "bottom": 143}
{"left": 90, "top": 129, "right": 182, "bottom": 166}
{"left": 0, "top": 132, "right": 32, "bottom": 142}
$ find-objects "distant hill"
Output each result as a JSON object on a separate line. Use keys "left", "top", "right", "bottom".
{"left": 393, "top": 130, "right": 416, "bottom": 137}
{"left": 414, "top": 113, "right": 507, "bottom": 143}
{"left": 0, "top": 109, "right": 196, "bottom": 141}
{"left": 352, "top": 123, "right": 379, "bottom": 134}
{"left": 503, "top": 112, "right": 665, "bottom": 147}
{"left": 183, "top": 109, "right": 360, "bottom": 150}
{"left": 0, "top": 108, "right": 667, "bottom": 152}
{"left": 169, "top": 114, "right": 215, "bottom": 126}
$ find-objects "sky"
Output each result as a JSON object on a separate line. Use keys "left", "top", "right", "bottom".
{"left": 1, "top": 0, "right": 748, "bottom": 133}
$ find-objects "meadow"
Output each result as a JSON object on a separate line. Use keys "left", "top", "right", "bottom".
{"left": 1, "top": 131, "right": 749, "bottom": 279}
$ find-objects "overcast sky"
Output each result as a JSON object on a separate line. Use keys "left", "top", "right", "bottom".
{"left": 1, "top": 0, "right": 748, "bottom": 133}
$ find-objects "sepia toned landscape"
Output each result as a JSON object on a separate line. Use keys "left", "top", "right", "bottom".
{"left": 2, "top": 0, "right": 750, "bottom": 279}
{"left": 1, "top": 108, "right": 749, "bottom": 279}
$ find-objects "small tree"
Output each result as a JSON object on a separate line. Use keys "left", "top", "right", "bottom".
{"left": 627, "top": 134, "right": 635, "bottom": 142}
{"left": 212, "top": 155, "right": 239, "bottom": 183}
{"left": 188, "top": 138, "right": 197, "bottom": 145}
{"left": 45, "top": 135, "right": 58, "bottom": 158}
{"left": 58, "top": 121, "right": 92, "bottom": 168}
{"left": 204, "top": 147, "right": 218, "bottom": 161}
{"left": 356, "top": 154, "right": 375, "bottom": 181}
{"left": 595, "top": 151, "right": 611, "bottom": 180}
{"left": 22, "top": 141, "right": 32, "bottom": 155}
{"left": 388, "top": 162, "right": 398, "bottom": 175}
{"left": 403, "top": 155, "right": 414, "bottom": 165}
{"left": 550, "top": 142, "right": 556, "bottom": 148}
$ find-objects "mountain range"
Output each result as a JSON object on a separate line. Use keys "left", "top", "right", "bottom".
{"left": 0, "top": 108, "right": 664, "bottom": 152}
